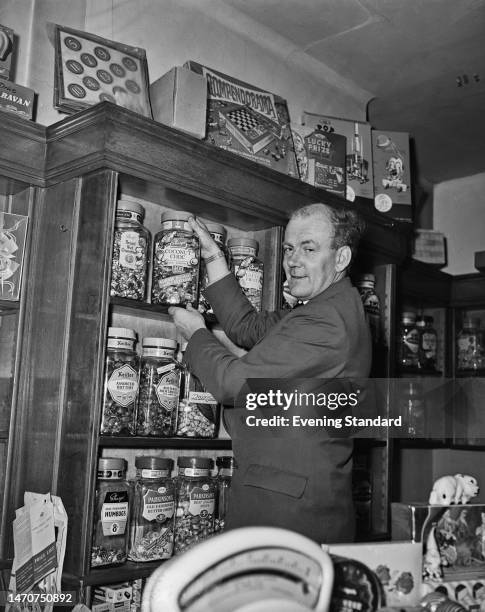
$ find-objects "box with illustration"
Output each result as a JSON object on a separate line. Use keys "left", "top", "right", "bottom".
{"left": 184, "top": 61, "right": 299, "bottom": 178}
{"left": 294, "top": 113, "right": 373, "bottom": 201}
{"left": 0, "top": 211, "right": 29, "bottom": 301}
{"left": 372, "top": 129, "right": 412, "bottom": 222}
{"left": 392, "top": 503, "right": 485, "bottom": 581}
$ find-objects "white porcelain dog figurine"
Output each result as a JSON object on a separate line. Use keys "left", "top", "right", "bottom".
{"left": 429, "top": 474, "right": 479, "bottom": 505}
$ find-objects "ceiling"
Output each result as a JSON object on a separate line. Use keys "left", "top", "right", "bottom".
{"left": 220, "top": 0, "right": 485, "bottom": 189}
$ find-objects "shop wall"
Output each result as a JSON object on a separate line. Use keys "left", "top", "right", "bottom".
{"left": 398, "top": 448, "right": 485, "bottom": 504}
{"left": 433, "top": 172, "right": 485, "bottom": 276}
{"left": 2, "top": 0, "right": 370, "bottom": 127}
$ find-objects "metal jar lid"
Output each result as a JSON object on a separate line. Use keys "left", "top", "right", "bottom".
{"left": 135, "top": 456, "right": 173, "bottom": 471}
{"left": 161, "top": 210, "right": 192, "bottom": 223}
{"left": 177, "top": 456, "right": 213, "bottom": 470}
{"left": 206, "top": 222, "right": 227, "bottom": 237}
{"left": 402, "top": 311, "right": 416, "bottom": 323}
{"left": 117, "top": 198, "right": 146, "bottom": 217}
{"left": 107, "top": 327, "right": 137, "bottom": 340}
{"left": 356, "top": 273, "right": 375, "bottom": 285}
{"left": 142, "top": 337, "right": 177, "bottom": 350}
{"left": 227, "top": 237, "right": 259, "bottom": 251}
{"left": 98, "top": 457, "right": 127, "bottom": 471}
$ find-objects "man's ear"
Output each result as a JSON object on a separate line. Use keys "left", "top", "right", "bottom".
{"left": 335, "top": 245, "right": 352, "bottom": 272}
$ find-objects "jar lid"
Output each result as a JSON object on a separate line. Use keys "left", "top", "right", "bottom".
{"left": 402, "top": 311, "right": 416, "bottom": 322}
{"left": 135, "top": 456, "right": 173, "bottom": 471}
{"left": 206, "top": 222, "right": 227, "bottom": 236}
{"left": 142, "top": 337, "right": 177, "bottom": 350}
{"left": 216, "top": 456, "right": 234, "bottom": 469}
{"left": 415, "top": 315, "right": 426, "bottom": 326}
{"left": 161, "top": 210, "right": 192, "bottom": 223}
{"left": 117, "top": 198, "right": 145, "bottom": 216}
{"left": 356, "top": 273, "right": 375, "bottom": 284}
{"left": 227, "top": 237, "right": 259, "bottom": 250}
{"left": 98, "top": 457, "right": 127, "bottom": 471}
{"left": 108, "top": 327, "right": 137, "bottom": 340}
{"left": 177, "top": 456, "right": 213, "bottom": 470}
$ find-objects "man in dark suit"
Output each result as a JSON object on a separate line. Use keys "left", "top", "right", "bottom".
{"left": 168, "top": 203, "right": 371, "bottom": 543}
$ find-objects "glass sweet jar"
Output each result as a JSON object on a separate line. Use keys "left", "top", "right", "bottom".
{"left": 136, "top": 337, "right": 182, "bottom": 437}
{"left": 110, "top": 197, "right": 151, "bottom": 301}
{"left": 151, "top": 210, "right": 200, "bottom": 307}
{"left": 91, "top": 457, "right": 131, "bottom": 567}
{"left": 100, "top": 327, "right": 140, "bottom": 436}
{"left": 128, "top": 456, "right": 175, "bottom": 562}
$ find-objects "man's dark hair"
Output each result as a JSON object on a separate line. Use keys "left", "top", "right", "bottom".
{"left": 290, "top": 203, "right": 366, "bottom": 259}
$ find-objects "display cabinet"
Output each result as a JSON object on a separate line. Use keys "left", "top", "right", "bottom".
{"left": 393, "top": 260, "right": 485, "bottom": 503}
{"left": 0, "top": 104, "right": 408, "bottom": 597}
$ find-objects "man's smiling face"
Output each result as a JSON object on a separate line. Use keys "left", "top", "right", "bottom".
{"left": 282, "top": 210, "right": 339, "bottom": 301}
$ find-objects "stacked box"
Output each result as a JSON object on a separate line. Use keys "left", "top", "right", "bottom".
{"left": 326, "top": 541, "right": 423, "bottom": 607}
{"left": 184, "top": 61, "right": 299, "bottom": 178}
{"left": 292, "top": 122, "right": 346, "bottom": 197}
{"left": 372, "top": 129, "right": 412, "bottom": 222}
{"left": 150, "top": 67, "right": 207, "bottom": 139}
{"left": 296, "top": 113, "right": 374, "bottom": 201}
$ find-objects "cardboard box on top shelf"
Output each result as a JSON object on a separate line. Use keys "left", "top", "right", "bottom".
{"left": 150, "top": 66, "right": 207, "bottom": 139}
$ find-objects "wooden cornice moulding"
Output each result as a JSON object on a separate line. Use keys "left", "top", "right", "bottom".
{"left": 1, "top": 102, "right": 406, "bottom": 261}
{"left": 0, "top": 112, "right": 46, "bottom": 185}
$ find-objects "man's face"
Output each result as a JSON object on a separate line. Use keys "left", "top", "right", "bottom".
{"left": 283, "top": 212, "right": 338, "bottom": 300}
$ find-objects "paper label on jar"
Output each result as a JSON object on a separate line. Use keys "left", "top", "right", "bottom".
{"left": 144, "top": 348, "right": 174, "bottom": 359}
{"left": 119, "top": 231, "right": 142, "bottom": 270}
{"left": 156, "top": 362, "right": 176, "bottom": 374}
{"left": 101, "top": 492, "right": 129, "bottom": 536}
{"left": 155, "top": 370, "right": 179, "bottom": 411}
{"left": 107, "top": 338, "right": 134, "bottom": 350}
{"left": 188, "top": 485, "right": 215, "bottom": 517}
{"left": 142, "top": 489, "right": 175, "bottom": 521}
{"left": 158, "top": 273, "right": 193, "bottom": 289}
{"left": 403, "top": 330, "right": 419, "bottom": 353}
{"left": 180, "top": 468, "right": 209, "bottom": 477}
{"left": 188, "top": 391, "right": 216, "bottom": 405}
{"left": 107, "top": 364, "right": 139, "bottom": 407}
{"left": 235, "top": 266, "right": 263, "bottom": 290}
{"left": 161, "top": 246, "right": 197, "bottom": 267}
{"left": 422, "top": 332, "right": 437, "bottom": 354}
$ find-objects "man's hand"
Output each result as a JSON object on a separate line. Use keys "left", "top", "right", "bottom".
{"left": 188, "top": 217, "right": 220, "bottom": 259}
{"left": 168, "top": 303, "right": 206, "bottom": 340}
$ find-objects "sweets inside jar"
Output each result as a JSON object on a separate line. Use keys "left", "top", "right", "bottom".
{"left": 151, "top": 211, "right": 200, "bottom": 307}
{"left": 110, "top": 197, "right": 151, "bottom": 301}
{"left": 100, "top": 327, "right": 139, "bottom": 436}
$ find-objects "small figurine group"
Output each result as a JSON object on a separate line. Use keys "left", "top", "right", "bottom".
{"left": 429, "top": 474, "right": 479, "bottom": 505}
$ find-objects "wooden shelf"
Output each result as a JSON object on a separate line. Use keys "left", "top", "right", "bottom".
{"left": 63, "top": 560, "right": 165, "bottom": 587}
{"left": 0, "top": 300, "right": 20, "bottom": 313}
{"left": 397, "top": 368, "right": 443, "bottom": 377}
{"left": 98, "top": 436, "right": 232, "bottom": 449}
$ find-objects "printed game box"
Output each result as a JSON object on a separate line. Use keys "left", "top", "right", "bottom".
{"left": 392, "top": 503, "right": 485, "bottom": 581}
{"left": 291, "top": 121, "right": 346, "bottom": 198}
{"left": 372, "top": 129, "right": 413, "bottom": 222}
{"left": 184, "top": 61, "right": 299, "bottom": 178}
{"left": 296, "top": 113, "right": 374, "bottom": 201}
{"left": 0, "top": 24, "right": 15, "bottom": 81}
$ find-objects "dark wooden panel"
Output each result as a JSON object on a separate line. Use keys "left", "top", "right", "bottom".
{"left": 54, "top": 170, "right": 118, "bottom": 577}
{"left": 399, "top": 258, "right": 451, "bottom": 305}
{"left": 4, "top": 180, "right": 79, "bottom": 557}
{"left": 451, "top": 274, "right": 485, "bottom": 307}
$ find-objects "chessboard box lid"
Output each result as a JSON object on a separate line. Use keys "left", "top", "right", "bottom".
{"left": 184, "top": 60, "right": 289, "bottom": 105}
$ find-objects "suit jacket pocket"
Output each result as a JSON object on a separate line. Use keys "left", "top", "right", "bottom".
{"left": 243, "top": 463, "right": 307, "bottom": 499}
